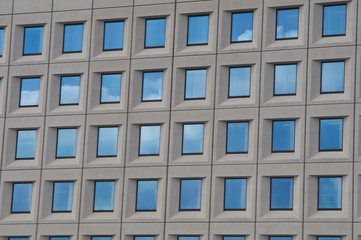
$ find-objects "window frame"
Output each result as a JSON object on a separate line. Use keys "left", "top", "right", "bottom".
{"left": 141, "top": 71, "right": 164, "bottom": 103}
{"left": 96, "top": 126, "right": 119, "bottom": 158}
{"left": 320, "top": 60, "right": 345, "bottom": 94}
{"left": 92, "top": 180, "right": 115, "bottom": 213}
{"left": 144, "top": 17, "right": 167, "bottom": 49}
{"left": 19, "top": 77, "right": 41, "bottom": 108}
{"left": 99, "top": 73, "right": 122, "bottom": 104}
{"left": 230, "top": 11, "right": 254, "bottom": 44}
{"left": 135, "top": 179, "right": 158, "bottom": 212}
{"left": 15, "top": 129, "right": 37, "bottom": 160}
{"left": 179, "top": 178, "right": 202, "bottom": 211}
{"left": 138, "top": 125, "right": 161, "bottom": 157}
{"left": 59, "top": 75, "right": 81, "bottom": 106}
{"left": 225, "top": 121, "right": 249, "bottom": 154}
{"left": 51, "top": 181, "right": 74, "bottom": 213}
{"left": 317, "top": 176, "right": 343, "bottom": 211}
{"left": 181, "top": 123, "right": 205, "bottom": 155}
{"left": 318, "top": 118, "right": 344, "bottom": 152}
{"left": 184, "top": 68, "right": 207, "bottom": 101}
{"left": 11, "top": 182, "right": 32, "bottom": 214}
{"left": 228, "top": 66, "right": 252, "bottom": 98}
{"left": 322, "top": 4, "right": 347, "bottom": 38}
{"left": 103, "top": 20, "right": 124, "bottom": 52}
{"left": 271, "top": 119, "right": 296, "bottom": 153}
{"left": 223, "top": 177, "right": 247, "bottom": 211}
{"left": 273, "top": 63, "right": 298, "bottom": 96}
{"left": 55, "top": 128, "right": 78, "bottom": 159}
{"left": 62, "top": 23, "right": 84, "bottom": 54}
{"left": 275, "top": 8, "right": 299, "bottom": 41}
{"left": 186, "top": 14, "right": 209, "bottom": 46}
{"left": 269, "top": 177, "right": 294, "bottom": 211}
{"left": 23, "top": 25, "right": 44, "bottom": 56}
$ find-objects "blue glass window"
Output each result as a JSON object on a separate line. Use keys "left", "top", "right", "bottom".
{"left": 272, "top": 120, "right": 295, "bottom": 152}
{"left": 0, "top": 28, "right": 4, "bottom": 57}
{"left": 274, "top": 64, "right": 297, "bottom": 96}
{"left": 179, "top": 179, "right": 202, "bottom": 211}
{"left": 276, "top": 9, "right": 299, "bottom": 39}
{"left": 185, "top": 69, "right": 207, "bottom": 100}
{"left": 134, "top": 237, "right": 155, "bottom": 240}
{"left": 187, "top": 15, "right": 209, "bottom": 45}
{"left": 182, "top": 124, "right": 204, "bottom": 155}
{"left": 94, "top": 181, "right": 115, "bottom": 212}
{"left": 20, "top": 77, "right": 40, "bottom": 107}
{"left": 229, "top": 67, "right": 251, "bottom": 98}
{"left": 139, "top": 125, "right": 161, "bottom": 156}
{"left": 11, "top": 183, "right": 32, "bottom": 213}
{"left": 60, "top": 76, "right": 80, "bottom": 105}
{"left": 178, "top": 237, "right": 200, "bottom": 240}
{"left": 16, "top": 130, "right": 37, "bottom": 159}
{"left": 104, "top": 21, "right": 124, "bottom": 51}
{"left": 23, "top": 26, "right": 43, "bottom": 55}
{"left": 145, "top": 18, "right": 166, "bottom": 48}
{"left": 223, "top": 237, "right": 245, "bottom": 240}
{"left": 142, "top": 71, "right": 163, "bottom": 102}
{"left": 101, "top": 73, "right": 121, "bottom": 103}
{"left": 56, "top": 128, "right": 77, "bottom": 158}
{"left": 318, "top": 177, "right": 342, "bottom": 210}
{"left": 321, "top": 61, "right": 344, "bottom": 93}
{"left": 136, "top": 180, "right": 158, "bottom": 211}
{"left": 224, "top": 178, "right": 247, "bottom": 210}
{"left": 319, "top": 119, "right": 343, "bottom": 151}
{"left": 49, "top": 237, "right": 70, "bottom": 240}
{"left": 231, "top": 12, "right": 253, "bottom": 42}
{"left": 323, "top": 5, "right": 346, "bottom": 36}
{"left": 9, "top": 238, "right": 29, "bottom": 240}
{"left": 270, "top": 178, "right": 294, "bottom": 210}
{"left": 92, "top": 237, "right": 112, "bottom": 240}
{"left": 269, "top": 237, "right": 293, "bottom": 240}
{"left": 63, "top": 23, "right": 84, "bottom": 53}
{"left": 226, "top": 122, "right": 249, "bottom": 153}
{"left": 97, "top": 127, "right": 118, "bottom": 157}
{"left": 317, "top": 237, "right": 342, "bottom": 240}
{"left": 52, "top": 182, "right": 74, "bottom": 212}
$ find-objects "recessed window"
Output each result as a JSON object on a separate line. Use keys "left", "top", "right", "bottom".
{"left": 11, "top": 183, "right": 32, "bottom": 213}
{"left": 226, "top": 122, "right": 248, "bottom": 154}
{"left": 224, "top": 178, "right": 247, "bottom": 211}
{"left": 93, "top": 181, "right": 115, "bottom": 212}
{"left": 223, "top": 237, "right": 245, "bottom": 240}
{"left": 97, "top": 127, "right": 119, "bottom": 157}
{"left": 60, "top": 75, "right": 80, "bottom": 105}
{"left": 142, "top": 71, "right": 163, "bottom": 102}
{"left": 323, "top": 4, "right": 346, "bottom": 37}
{"left": 319, "top": 118, "right": 343, "bottom": 151}
{"left": 182, "top": 123, "right": 204, "bottom": 155}
{"left": 52, "top": 182, "right": 74, "bottom": 212}
{"left": 134, "top": 237, "right": 155, "bottom": 240}
{"left": 100, "top": 73, "right": 121, "bottom": 104}
{"left": 178, "top": 236, "right": 200, "bottom": 240}
{"left": 269, "top": 237, "right": 292, "bottom": 240}
{"left": 321, "top": 61, "right": 345, "bottom": 94}
{"left": 20, "top": 77, "right": 40, "bottom": 107}
{"left": 228, "top": 66, "right": 251, "bottom": 98}
{"left": 49, "top": 237, "right": 70, "bottom": 240}
{"left": 317, "top": 237, "right": 342, "bottom": 240}
{"left": 139, "top": 125, "right": 161, "bottom": 156}
{"left": 272, "top": 120, "right": 295, "bottom": 152}
{"left": 9, "top": 238, "right": 29, "bottom": 240}
{"left": 145, "top": 18, "right": 166, "bottom": 48}
{"left": 274, "top": 64, "right": 297, "bottom": 96}
{"left": 0, "top": 28, "right": 4, "bottom": 57}
{"left": 276, "top": 8, "right": 299, "bottom": 40}
{"left": 56, "top": 128, "right": 77, "bottom": 158}
{"left": 270, "top": 177, "right": 294, "bottom": 210}
{"left": 92, "top": 237, "right": 112, "bottom": 240}
{"left": 63, "top": 23, "right": 84, "bottom": 53}
{"left": 179, "top": 179, "right": 202, "bottom": 211}
{"left": 23, "top": 26, "right": 43, "bottom": 55}
{"left": 187, "top": 15, "right": 209, "bottom": 46}
{"left": 16, "top": 129, "right": 37, "bottom": 160}
{"left": 136, "top": 180, "right": 158, "bottom": 211}
{"left": 103, "top": 21, "right": 124, "bottom": 51}
{"left": 185, "top": 69, "right": 207, "bottom": 100}
{"left": 318, "top": 177, "right": 342, "bottom": 210}
{"left": 231, "top": 12, "right": 253, "bottom": 43}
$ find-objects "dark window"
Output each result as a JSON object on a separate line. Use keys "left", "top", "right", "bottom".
{"left": 100, "top": 73, "right": 121, "bottom": 104}
{"left": 56, "top": 128, "right": 77, "bottom": 158}
{"left": 318, "top": 177, "right": 342, "bottom": 210}
{"left": 276, "top": 9, "right": 299, "bottom": 39}
{"left": 145, "top": 18, "right": 166, "bottom": 48}
{"left": 319, "top": 119, "right": 343, "bottom": 151}
{"left": 272, "top": 120, "right": 295, "bottom": 152}
{"left": 139, "top": 125, "right": 161, "bottom": 156}
{"left": 9, "top": 238, "right": 29, "bottom": 240}
{"left": 92, "top": 237, "right": 112, "bottom": 240}
{"left": 16, "top": 129, "right": 37, "bottom": 159}
{"left": 269, "top": 237, "right": 293, "bottom": 240}
{"left": 274, "top": 64, "right": 297, "bottom": 96}
{"left": 182, "top": 123, "right": 204, "bottom": 155}
{"left": 321, "top": 61, "right": 345, "bottom": 93}
{"left": 0, "top": 28, "right": 4, "bottom": 57}
{"left": 228, "top": 66, "right": 251, "bottom": 98}
{"left": 49, "top": 237, "right": 70, "bottom": 240}
{"left": 134, "top": 237, "right": 155, "bottom": 240}
{"left": 178, "top": 237, "right": 200, "bottom": 240}
{"left": 103, "top": 21, "right": 124, "bottom": 51}
{"left": 20, "top": 77, "right": 40, "bottom": 107}
{"left": 11, "top": 183, "right": 32, "bottom": 213}
{"left": 270, "top": 177, "right": 294, "bottom": 210}
{"left": 226, "top": 122, "right": 248, "bottom": 153}
{"left": 179, "top": 179, "right": 202, "bottom": 211}
{"left": 23, "top": 26, "right": 43, "bottom": 55}
{"left": 142, "top": 71, "right": 163, "bottom": 102}
{"left": 52, "top": 182, "right": 74, "bottom": 212}
{"left": 187, "top": 15, "right": 209, "bottom": 45}
{"left": 93, "top": 181, "right": 115, "bottom": 212}
{"left": 317, "top": 237, "right": 342, "bottom": 240}
{"left": 97, "top": 127, "right": 119, "bottom": 157}
{"left": 185, "top": 69, "right": 207, "bottom": 100}
{"left": 223, "top": 237, "right": 245, "bottom": 240}
{"left": 136, "top": 180, "right": 158, "bottom": 211}
{"left": 224, "top": 178, "right": 247, "bottom": 210}
{"left": 231, "top": 12, "right": 253, "bottom": 42}
{"left": 60, "top": 75, "right": 80, "bottom": 105}
{"left": 63, "top": 23, "right": 84, "bottom": 53}
{"left": 323, "top": 4, "right": 346, "bottom": 36}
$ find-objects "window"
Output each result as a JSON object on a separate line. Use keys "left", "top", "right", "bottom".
{"left": 139, "top": 125, "right": 161, "bottom": 156}
{"left": 182, "top": 123, "right": 204, "bottom": 155}
{"left": 223, "top": 237, "right": 245, "bottom": 240}
{"left": 228, "top": 66, "right": 251, "bottom": 98}
{"left": 56, "top": 128, "right": 77, "bottom": 158}
{"left": 9, "top": 238, "right": 29, "bottom": 240}
{"left": 63, "top": 23, "right": 83, "bottom": 53}
{"left": 224, "top": 178, "right": 247, "bottom": 210}
{"left": 134, "top": 237, "right": 155, "bottom": 240}
{"left": 20, "top": 77, "right": 41, "bottom": 107}
{"left": 274, "top": 64, "right": 297, "bottom": 96}
{"left": 93, "top": 181, "right": 115, "bottom": 212}
{"left": 226, "top": 122, "right": 248, "bottom": 154}
{"left": 270, "top": 177, "right": 294, "bottom": 210}
{"left": 323, "top": 4, "right": 346, "bottom": 36}
{"left": 49, "top": 237, "right": 70, "bottom": 240}
{"left": 145, "top": 18, "right": 166, "bottom": 48}
{"left": 142, "top": 71, "right": 163, "bottom": 102}
{"left": 231, "top": 12, "right": 253, "bottom": 43}
{"left": 11, "top": 183, "right": 32, "bottom": 213}
{"left": 269, "top": 237, "right": 293, "bottom": 240}
{"left": 92, "top": 237, "right": 112, "bottom": 240}
{"left": 317, "top": 237, "right": 342, "bottom": 240}
{"left": 60, "top": 75, "right": 80, "bottom": 105}
{"left": 103, "top": 21, "right": 124, "bottom": 51}
{"left": 276, "top": 9, "right": 299, "bottom": 40}
{"left": 185, "top": 69, "right": 207, "bottom": 100}
{"left": 97, "top": 127, "right": 119, "bottom": 157}
{"left": 179, "top": 179, "right": 202, "bottom": 211}
{"left": 187, "top": 15, "right": 209, "bottom": 45}
{"left": 272, "top": 120, "right": 295, "bottom": 152}
{"left": 100, "top": 73, "right": 121, "bottom": 104}
{"left": 23, "top": 26, "right": 43, "bottom": 55}
{"left": 321, "top": 61, "right": 345, "bottom": 93}
{"left": 52, "top": 182, "right": 74, "bottom": 212}
{"left": 136, "top": 180, "right": 158, "bottom": 211}
{"left": 178, "top": 237, "right": 200, "bottom": 240}
{"left": 318, "top": 177, "right": 342, "bottom": 210}
{"left": 16, "top": 129, "right": 37, "bottom": 159}
{"left": 319, "top": 119, "right": 343, "bottom": 151}
{"left": 0, "top": 28, "right": 4, "bottom": 57}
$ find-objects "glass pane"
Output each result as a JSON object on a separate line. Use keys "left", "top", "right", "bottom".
{"left": 60, "top": 76, "right": 80, "bottom": 105}
{"left": 180, "top": 179, "right": 202, "bottom": 210}
{"left": 134, "top": 237, "right": 155, "bottom": 240}
{"left": 94, "top": 181, "right": 115, "bottom": 211}
{"left": 9, "top": 238, "right": 29, "bottom": 240}
{"left": 317, "top": 237, "right": 342, "bottom": 240}
{"left": 0, "top": 28, "right": 4, "bottom": 56}
{"left": 323, "top": 5, "right": 346, "bottom": 36}
{"left": 269, "top": 237, "right": 293, "bottom": 240}
{"left": 321, "top": 61, "right": 345, "bottom": 93}
{"left": 142, "top": 72, "right": 163, "bottom": 101}
{"left": 318, "top": 177, "right": 342, "bottom": 209}
{"left": 136, "top": 180, "right": 158, "bottom": 211}
{"left": 319, "top": 119, "right": 343, "bottom": 151}
{"left": 52, "top": 182, "right": 73, "bottom": 212}
{"left": 231, "top": 12, "right": 253, "bottom": 42}
{"left": 276, "top": 9, "right": 299, "bottom": 39}
{"left": 92, "top": 237, "right": 112, "bottom": 240}
{"left": 104, "top": 21, "right": 124, "bottom": 50}
{"left": 185, "top": 69, "right": 207, "bottom": 99}
{"left": 16, "top": 130, "right": 37, "bottom": 159}
{"left": 274, "top": 64, "right": 297, "bottom": 95}
{"left": 12, "top": 183, "right": 32, "bottom": 213}
{"left": 272, "top": 120, "right": 295, "bottom": 152}
{"left": 20, "top": 78, "right": 40, "bottom": 106}
{"left": 24, "top": 26, "right": 43, "bottom": 55}
{"left": 56, "top": 128, "right": 77, "bottom": 158}
{"left": 139, "top": 125, "right": 161, "bottom": 155}
{"left": 229, "top": 67, "right": 251, "bottom": 97}
{"left": 145, "top": 18, "right": 166, "bottom": 48}
{"left": 178, "top": 237, "right": 200, "bottom": 240}
{"left": 49, "top": 237, "right": 70, "bottom": 240}
{"left": 223, "top": 237, "right": 245, "bottom": 240}
{"left": 97, "top": 127, "right": 118, "bottom": 157}
{"left": 187, "top": 15, "right": 209, "bottom": 45}
{"left": 182, "top": 124, "right": 204, "bottom": 154}
{"left": 270, "top": 178, "right": 294, "bottom": 210}
{"left": 224, "top": 178, "right": 247, "bottom": 210}
{"left": 63, "top": 24, "right": 83, "bottom": 53}
{"left": 101, "top": 73, "right": 121, "bottom": 103}
{"left": 226, "top": 122, "right": 248, "bottom": 153}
